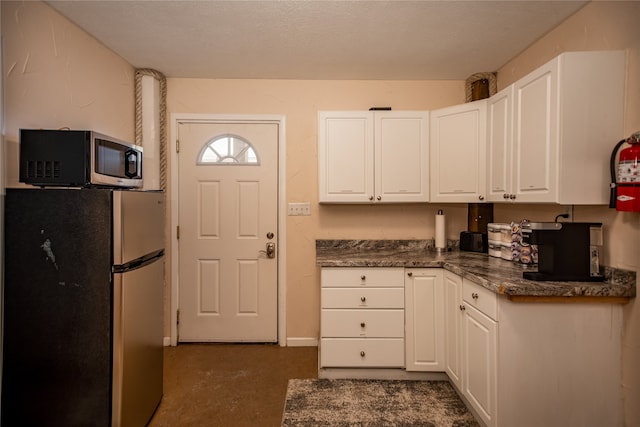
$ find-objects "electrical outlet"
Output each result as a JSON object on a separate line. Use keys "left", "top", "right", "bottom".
{"left": 561, "top": 205, "right": 574, "bottom": 222}
{"left": 288, "top": 202, "right": 311, "bottom": 216}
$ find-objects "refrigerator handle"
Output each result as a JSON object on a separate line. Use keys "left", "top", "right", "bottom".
{"left": 113, "top": 249, "right": 164, "bottom": 274}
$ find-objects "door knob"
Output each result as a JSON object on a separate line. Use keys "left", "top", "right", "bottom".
{"left": 259, "top": 242, "right": 276, "bottom": 258}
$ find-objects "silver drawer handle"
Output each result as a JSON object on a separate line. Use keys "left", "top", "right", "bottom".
{"left": 360, "top": 322, "right": 366, "bottom": 328}
{"left": 360, "top": 296, "right": 366, "bottom": 302}
{"left": 472, "top": 293, "right": 479, "bottom": 299}
{"left": 360, "top": 351, "right": 366, "bottom": 357}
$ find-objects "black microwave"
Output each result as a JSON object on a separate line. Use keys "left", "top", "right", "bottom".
{"left": 19, "top": 129, "right": 143, "bottom": 188}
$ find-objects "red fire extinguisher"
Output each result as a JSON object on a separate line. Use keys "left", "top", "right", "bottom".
{"left": 610, "top": 131, "right": 640, "bottom": 211}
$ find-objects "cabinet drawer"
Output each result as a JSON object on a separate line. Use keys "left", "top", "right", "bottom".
{"left": 463, "top": 279, "right": 497, "bottom": 320}
{"left": 321, "top": 268, "right": 404, "bottom": 288}
{"left": 321, "top": 309, "right": 404, "bottom": 337}
{"left": 320, "top": 338, "right": 405, "bottom": 367}
{"left": 321, "top": 288, "right": 404, "bottom": 309}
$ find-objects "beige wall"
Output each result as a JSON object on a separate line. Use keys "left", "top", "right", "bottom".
{"left": 493, "top": 2, "right": 640, "bottom": 425}
{"left": 167, "top": 79, "right": 468, "bottom": 340}
{"left": 2, "top": 0, "right": 135, "bottom": 188}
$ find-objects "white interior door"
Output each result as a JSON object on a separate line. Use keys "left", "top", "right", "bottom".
{"left": 177, "top": 120, "right": 278, "bottom": 342}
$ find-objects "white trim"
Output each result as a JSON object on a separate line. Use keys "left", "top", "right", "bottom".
{"left": 286, "top": 337, "right": 319, "bottom": 347}
{"left": 318, "top": 369, "right": 449, "bottom": 381}
{"left": 169, "top": 113, "right": 287, "bottom": 346}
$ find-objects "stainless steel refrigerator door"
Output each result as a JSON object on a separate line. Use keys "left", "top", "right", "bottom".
{"left": 112, "top": 257, "right": 164, "bottom": 427}
{"left": 111, "top": 190, "right": 165, "bottom": 426}
{"left": 112, "top": 190, "right": 165, "bottom": 265}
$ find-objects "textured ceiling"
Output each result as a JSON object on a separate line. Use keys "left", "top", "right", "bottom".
{"left": 46, "top": 0, "right": 588, "bottom": 80}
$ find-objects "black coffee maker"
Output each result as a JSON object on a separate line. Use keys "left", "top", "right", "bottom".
{"left": 521, "top": 222, "right": 604, "bottom": 282}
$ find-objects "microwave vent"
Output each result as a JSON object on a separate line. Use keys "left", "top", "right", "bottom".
{"left": 26, "top": 160, "right": 61, "bottom": 179}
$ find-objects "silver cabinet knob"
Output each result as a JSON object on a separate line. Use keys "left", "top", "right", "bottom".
{"left": 459, "top": 305, "right": 466, "bottom": 311}
{"left": 472, "top": 293, "right": 479, "bottom": 299}
{"left": 369, "top": 196, "right": 374, "bottom": 201}
{"left": 360, "top": 296, "right": 366, "bottom": 302}
{"left": 361, "top": 275, "right": 366, "bottom": 280}
{"left": 510, "top": 194, "right": 516, "bottom": 200}
{"left": 478, "top": 195, "right": 485, "bottom": 201}
{"left": 407, "top": 272, "right": 413, "bottom": 277}
{"left": 503, "top": 193, "right": 509, "bottom": 199}
{"left": 376, "top": 196, "right": 382, "bottom": 201}
{"left": 360, "top": 351, "right": 366, "bottom": 357}
{"left": 360, "top": 322, "right": 366, "bottom": 328}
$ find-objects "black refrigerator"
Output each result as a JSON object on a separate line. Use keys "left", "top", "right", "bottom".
{"left": 2, "top": 188, "right": 165, "bottom": 426}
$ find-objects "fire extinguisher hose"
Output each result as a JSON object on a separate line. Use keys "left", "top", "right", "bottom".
{"left": 610, "top": 138, "right": 629, "bottom": 208}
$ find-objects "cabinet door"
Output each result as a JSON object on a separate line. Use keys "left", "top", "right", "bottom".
{"left": 430, "top": 100, "right": 487, "bottom": 203}
{"left": 487, "top": 85, "right": 514, "bottom": 202}
{"left": 463, "top": 304, "right": 497, "bottom": 427}
{"left": 318, "top": 111, "right": 374, "bottom": 203}
{"left": 375, "top": 111, "right": 429, "bottom": 202}
{"left": 512, "top": 58, "right": 558, "bottom": 202}
{"left": 405, "top": 269, "right": 444, "bottom": 371}
{"left": 444, "top": 271, "right": 463, "bottom": 389}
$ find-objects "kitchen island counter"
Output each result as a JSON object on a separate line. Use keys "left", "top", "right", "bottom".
{"left": 316, "top": 239, "right": 636, "bottom": 300}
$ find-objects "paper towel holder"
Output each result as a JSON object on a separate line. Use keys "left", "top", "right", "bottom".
{"left": 435, "top": 209, "right": 446, "bottom": 254}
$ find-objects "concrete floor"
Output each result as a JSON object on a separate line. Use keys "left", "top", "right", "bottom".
{"left": 148, "top": 344, "right": 318, "bottom": 427}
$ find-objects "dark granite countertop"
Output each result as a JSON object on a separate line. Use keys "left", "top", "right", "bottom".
{"left": 316, "top": 240, "right": 636, "bottom": 300}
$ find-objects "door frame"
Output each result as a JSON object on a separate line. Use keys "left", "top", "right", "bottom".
{"left": 169, "top": 113, "right": 287, "bottom": 346}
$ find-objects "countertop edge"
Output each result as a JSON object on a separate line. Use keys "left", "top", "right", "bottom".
{"left": 315, "top": 240, "right": 636, "bottom": 300}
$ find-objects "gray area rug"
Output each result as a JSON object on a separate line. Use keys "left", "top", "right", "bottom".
{"left": 282, "top": 379, "right": 480, "bottom": 426}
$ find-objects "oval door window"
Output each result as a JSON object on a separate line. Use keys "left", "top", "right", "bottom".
{"left": 197, "top": 134, "right": 259, "bottom": 165}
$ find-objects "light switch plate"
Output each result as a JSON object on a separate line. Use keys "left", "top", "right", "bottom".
{"left": 288, "top": 202, "right": 311, "bottom": 216}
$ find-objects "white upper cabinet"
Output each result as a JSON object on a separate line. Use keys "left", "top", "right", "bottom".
{"left": 430, "top": 100, "right": 487, "bottom": 203}
{"left": 318, "top": 111, "right": 429, "bottom": 203}
{"left": 487, "top": 85, "right": 514, "bottom": 202}
{"left": 488, "top": 50, "right": 625, "bottom": 204}
{"left": 511, "top": 57, "right": 559, "bottom": 203}
{"left": 318, "top": 111, "right": 373, "bottom": 203}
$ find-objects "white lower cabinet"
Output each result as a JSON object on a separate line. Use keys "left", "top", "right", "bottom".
{"left": 445, "top": 273, "right": 498, "bottom": 427}
{"left": 320, "top": 339, "right": 405, "bottom": 367}
{"left": 443, "top": 271, "right": 463, "bottom": 389}
{"left": 444, "top": 270, "right": 623, "bottom": 427}
{"left": 321, "top": 267, "right": 623, "bottom": 427}
{"left": 404, "top": 268, "right": 445, "bottom": 371}
{"left": 462, "top": 289, "right": 497, "bottom": 427}
{"left": 320, "top": 267, "right": 405, "bottom": 368}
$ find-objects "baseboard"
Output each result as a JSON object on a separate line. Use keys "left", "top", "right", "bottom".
{"left": 286, "top": 337, "right": 318, "bottom": 347}
{"left": 162, "top": 336, "right": 316, "bottom": 347}
{"left": 318, "top": 368, "right": 449, "bottom": 381}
